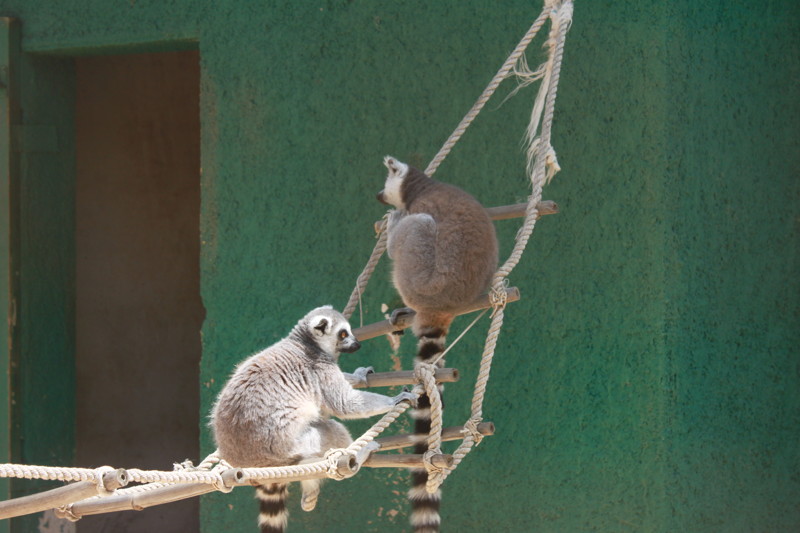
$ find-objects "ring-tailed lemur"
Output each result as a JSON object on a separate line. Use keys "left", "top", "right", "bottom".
{"left": 377, "top": 156, "right": 499, "bottom": 533}
{"left": 211, "top": 306, "right": 416, "bottom": 533}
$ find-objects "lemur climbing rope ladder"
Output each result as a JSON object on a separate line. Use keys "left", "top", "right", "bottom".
{"left": 0, "top": 0, "right": 573, "bottom": 522}
{"left": 342, "top": 0, "right": 572, "bottom": 493}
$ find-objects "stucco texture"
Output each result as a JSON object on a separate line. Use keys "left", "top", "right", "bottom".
{"left": 0, "top": 1, "right": 797, "bottom": 531}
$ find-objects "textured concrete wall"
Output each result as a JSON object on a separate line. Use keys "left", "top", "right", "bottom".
{"left": 0, "top": 1, "right": 797, "bottom": 532}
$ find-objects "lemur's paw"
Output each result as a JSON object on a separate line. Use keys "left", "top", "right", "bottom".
{"left": 389, "top": 307, "right": 415, "bottom": 328}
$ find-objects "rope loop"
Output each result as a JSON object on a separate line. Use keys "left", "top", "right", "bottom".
{"left": 489, "top": 279, "right": 510, "bottom": 317}
{"left": 423, "top": 450, "right": 446, "bottom": 494}
{"left": 422, "top": 450, "right": 444, "bottom": 475}
{"left": 93, "top": 466, "right": 116, "bottom": 497}
{"left": 414, "top": 362, "right": 438, "bottom": 389}
{"left": 210, "top": 462, "right": 234, "bottom": 493}
{"left": 324, "top": 448, "right": 356, "bottom": 481}
{"left": 462, "top": 417, "right": 486, "bottom": 447}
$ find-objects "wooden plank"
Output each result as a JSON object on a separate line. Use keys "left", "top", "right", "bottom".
{"left": 485, "top": 199, "right": 559, "bottom": 220}
{"left": 351, "top": 368, "right": 459, "bottom": 389}
{"left": 373, "top": 200, "right": 558, "bottom": 233}
{"left": 352, "top": 286, "right": 519, "bottom": 341}
{"left": 374, "top": 421, "right": 495, "bottom": 451}
{"left": 361, "top": 453, "right": 453, "bottom": 470}
{"left": 0, "top": 469, "right": 127, "bottom": 520}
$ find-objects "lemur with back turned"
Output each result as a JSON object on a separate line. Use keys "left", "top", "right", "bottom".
{"left": 211, "top": 306, "right": 416, "bottom": 533}
{"left": 377, "top": 156, "right": 499, "bottom": 533}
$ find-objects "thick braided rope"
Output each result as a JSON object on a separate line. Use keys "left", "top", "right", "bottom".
{"left": 55, "top": 400, "right": 415, "bottom": 517}
{"left": 413, "top": 363, "right": 445, "bottom": 492}
{"left": 122, "top": 468, "right": 227, "bottom": 486}
{"left": 0, "top": 464, "right": 111, "bottom": 485}
{"left": 435, "top": 0, "right": 572, "bottom": 485}
{"left": 24, "top": 401, "right": 416, "bottom": 521}
{"left": 343, "top": 221, "right": 388, "bottom": 320}
{"left": 242, "top": 398, "right": 412, "bottom": 483}
{"left": 424, "top": 7, "right": 551, "bottom": 177}
{"left": 343, "top": 8, "right": 551, "bottom": 318}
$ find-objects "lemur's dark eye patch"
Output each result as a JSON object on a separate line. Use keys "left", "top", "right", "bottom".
{"left": 314, "top": 318, "right": 328, "bottom": 333}
{"left": 338, "top": 329, "right": 348, "bottom": 340}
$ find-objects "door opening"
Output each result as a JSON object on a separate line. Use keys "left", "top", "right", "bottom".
{"left": 75, "top": 50, "right": 202, "bottom": 532}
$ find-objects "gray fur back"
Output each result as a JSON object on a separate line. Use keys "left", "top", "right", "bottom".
{"left": 211, "top": 337, "right": 339, "bottom": 467}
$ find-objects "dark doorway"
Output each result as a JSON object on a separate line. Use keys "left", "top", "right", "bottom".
{"left": 74, "top": 50, "right": 202, "bottom": 532}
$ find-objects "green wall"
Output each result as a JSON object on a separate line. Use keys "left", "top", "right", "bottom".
{"left": 0, "top": 1, "right": 797, "bottom": 531}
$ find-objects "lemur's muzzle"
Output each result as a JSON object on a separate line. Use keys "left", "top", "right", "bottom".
{"left": 376, "top": 191, "right": 388, "bottom": 205}
{"left": 340, "top": 338, "right": 361, "bottom": 353}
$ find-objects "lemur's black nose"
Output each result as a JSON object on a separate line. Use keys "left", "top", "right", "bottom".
{"left": 376, "top": 191, "right": 388, "bottom": 205}
{"left": 340, "top": 339, "right": 361, "bottom": 353}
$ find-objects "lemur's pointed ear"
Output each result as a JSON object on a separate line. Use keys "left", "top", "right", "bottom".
{"left": 312, "top": 317, "right": 329, "bottom": 335}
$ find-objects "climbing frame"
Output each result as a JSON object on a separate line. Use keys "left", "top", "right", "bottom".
{"left": 0, "top": 0, "right": 572, "bottom": 523}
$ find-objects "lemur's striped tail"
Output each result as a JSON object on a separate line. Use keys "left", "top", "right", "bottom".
{"left": 256, "top": 484, "right": 289, "bottom": 533}
{"left": 409, "top": 319, "right": 449, "bottom": 533}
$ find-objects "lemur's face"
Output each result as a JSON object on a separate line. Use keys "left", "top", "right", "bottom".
{"left": 309, "top": 311, "right": 361, "bottom": 356}
{"left": 376, "top": 156, "right": 408, "bottom": 209}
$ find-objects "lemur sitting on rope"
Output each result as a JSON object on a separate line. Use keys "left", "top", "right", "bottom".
{"left": 211, "top": 306, "right": 415, "bottom": 533}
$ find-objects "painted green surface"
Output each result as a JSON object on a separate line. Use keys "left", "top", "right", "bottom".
{"left": 0, "top": 17, "right": 19, "bottom": 533}
{"left": 0, "top": 1, "right": 796, "bottom": 532}
{"left": 10, "top": 54, "right": 77, "bottom": 533}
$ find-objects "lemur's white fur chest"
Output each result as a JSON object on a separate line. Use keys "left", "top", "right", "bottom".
{"left": 382, "top": 156, "right": 409, "bottom": 209}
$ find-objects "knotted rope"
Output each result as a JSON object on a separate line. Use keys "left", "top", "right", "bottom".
{"left": 414, "top": 363, "right": 445, "bottom": 491}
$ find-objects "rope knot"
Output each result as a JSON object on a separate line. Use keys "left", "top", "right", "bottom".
{"left": 462, "top": 417, "right": 486, "bottom": 447}
{"left": 489, "top": 279, "right": 510, "bottom": 316}
{"left": 414, "top": 362, "right": 438, "bottom": 384}
{"left": 423, "top": 450, "right": 446, "bottom": 494}
{"left": 93, "top": 466, "right": 117, "bottom": 497}
{"left": 324, "top": 448, "right": 357, "bottom": 481}
{"left": 210, "top": 461, "right": 234, "bottom": 493}
{"left": 422, "top": 450, "right": 444, "bottom": 476}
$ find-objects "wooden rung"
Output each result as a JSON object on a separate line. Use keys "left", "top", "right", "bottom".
{"left": 351, "top": 368, "right": 459, "bottom": 389}
{"left": 485, "top": 199, "right": 559, "bottom": 221}
{"left": 59, "top": 483, "right": 216, "bottom": 519}
{"left": 352, "top": 286, "right": 520, "bottom": 341}
{"left": 59, "top": 468, "right": 242, "bottom": 520}
{"left": 374, "top": 422, "right": 495, "bottom": 451}
{"left": 373, "top": 200, "right": 558, "bottom": 233}
{"left": 0, "top": 468, "right": 128, "bottom": 520}
{"left": 362, "top": 453, "right": 453, "bottom": 470}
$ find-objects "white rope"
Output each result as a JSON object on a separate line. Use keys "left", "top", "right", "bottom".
{"left": 413, "top": 363, "right": 444, "bottom": 492}
{"left": 0, "top": 464, "right": 107, "bottom": 484}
